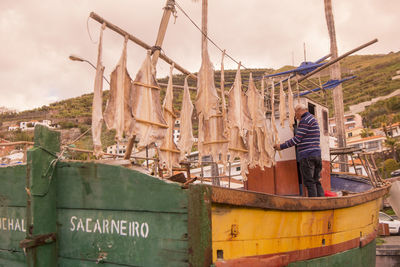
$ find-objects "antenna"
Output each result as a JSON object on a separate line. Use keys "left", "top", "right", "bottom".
{"left": 303, "top": 42, "right": 306, "bottom": 62}
{"left": 291, "top": 51, "right": 294, "bottom": 66}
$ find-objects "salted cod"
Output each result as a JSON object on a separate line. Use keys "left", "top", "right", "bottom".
{"left": 227, "top": 64, "right": 252, "bottom": 179}
{"left": 246, "top": 74, "right": 274, "bottom": 169}
{"left": 177, "top": 76, "right": 195, "bottom": 161}
{"left": 279, "top": 80, "right": 287, "bottom": 127}
{"left": 270, "top": 78, "right": 282, "bottom": 159}
{"left": 195, "top": 45, "right": 228, "bottom": 167}
{"left": 131, "top": 51, "right": 168, "bottom": 149}
{"left": 92, "top": 23, "right": 106, "bottom": 158}
{"left": 159, "top": 64, "right": 180, "bottom": 174}
{"left": 103, "top": 37, "right": 134, "bottom": 142}
{"left": 288, "top": 77, "right": 295, "bottom": 130}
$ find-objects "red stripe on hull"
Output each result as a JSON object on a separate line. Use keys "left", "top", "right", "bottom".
{"left": 214, "top": 230, "right": 377, "bottom": 266}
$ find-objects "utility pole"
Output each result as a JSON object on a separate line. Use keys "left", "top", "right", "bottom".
{"left": 324, "top": 0, "right": 347, "bottom": 172}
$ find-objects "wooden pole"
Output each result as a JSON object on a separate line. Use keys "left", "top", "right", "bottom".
{"left": 89, "top": 12, "right": 196, "bottom": 79}
{"left": 297, "top": 39, "right": 377, "bottom": 84}
{"left": 202, "top": 0, "right": 208, "bottom": 55}
{"left": 124, "top": 0, "right": 174, "bottom": 160}
{"left": 324, "top": 0, "right": 346, "bottom": 172}
{"left": 151, "top": 0, "right": 175, "bottom": 66}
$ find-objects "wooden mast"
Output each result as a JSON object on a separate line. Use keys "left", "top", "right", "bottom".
{"left": 201, "top": 0, "right": 208, "bottom": 56}
{"left": 324, "top": 0, "right": 347, "bottom": 172}
{"left": 124, "top": 0, "right": 175, "bottom": 160}
{"left": 151, "top": 0, "right": 175, "bottom": 66}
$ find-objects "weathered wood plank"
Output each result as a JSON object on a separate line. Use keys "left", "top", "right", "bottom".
{"left": 55, "top": 161, "right": 188, "bottom": 213}
{"left": 26, "top": 125, "right": 60, "bottom": 266}
{"left": 0, "top": 250, "right": 25, "bottom": 267}
{"left": 0, "top": 165, "right": 26, "bottom": 207}
{"left": 0, "top": 207, "right": 26, "bottom": 253}
{"left": 188, "top": 184, "right": 212, "bottom": 266}
{"left": 211, "top": 184, "right": 389, "bottom": 211}
{"left": 57, "top": 209, "right": 189, "bottom": 266}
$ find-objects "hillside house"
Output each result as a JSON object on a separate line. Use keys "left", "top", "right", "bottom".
{"left": 106, "top": 140, "right": 131, "bottom": 156}
{"left": 173, "top": 119, "right": 180, "bottom": 144}
{"left": 347, "top": 135, "right": 387, "bottom": 153}
{"left": 8, "top": 120, "right": 54, "bottom": 131}
{"left": 329, "top": 113, "right": 363, "bottom": 135}
{"left": 380, "top": 122, "right": 400, "bottom": 138}
{"left": 8, "top": 125, "right": 19, "bottom": 131}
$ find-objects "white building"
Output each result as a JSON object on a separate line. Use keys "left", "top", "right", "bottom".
{"left": 347, "top": 135, "right": 387, "bottom": 153}
{"left": 106, "top": 143, "right": 128, "bottom": 155}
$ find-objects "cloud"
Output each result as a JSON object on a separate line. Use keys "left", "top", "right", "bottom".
{"left": 0, "top": 0, "right": 399, "bottom": 111}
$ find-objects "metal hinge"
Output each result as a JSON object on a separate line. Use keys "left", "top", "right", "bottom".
{"left": 19, "top": 233, "right": 57, "bottom": 249}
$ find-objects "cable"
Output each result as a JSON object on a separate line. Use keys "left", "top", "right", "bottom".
{"left": 86, "top": 16, "right": 98, "bottom": 44}
{"left": 174, "top": 1, "right": 247, "bottom": 69}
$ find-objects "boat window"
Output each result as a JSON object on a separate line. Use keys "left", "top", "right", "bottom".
{"left": 322, "top": 110, "right": 328, "bottom": 136}
{"left": 308, "top": 103, "right": 315, "bottom": 115}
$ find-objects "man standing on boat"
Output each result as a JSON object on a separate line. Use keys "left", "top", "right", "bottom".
{"left": 273, "top": 104, "right": 324, "bottom": 197}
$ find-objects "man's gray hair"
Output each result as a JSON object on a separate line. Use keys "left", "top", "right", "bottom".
{"left": 294, "top": 103, "right": 307, "bottom": 112}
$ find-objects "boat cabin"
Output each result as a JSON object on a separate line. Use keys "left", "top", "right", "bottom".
{"left": 246, "top": 96, "right": 331, "bottom": 196}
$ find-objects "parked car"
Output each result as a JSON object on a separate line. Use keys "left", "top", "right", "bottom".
{"left": 391, "top": 169, "right": 400, "bottom": 177}
{"left": 379, "top": 212, "right": 400, "bottom": 235}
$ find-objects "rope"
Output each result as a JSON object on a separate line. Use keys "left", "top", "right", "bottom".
{"left": 86, "top": 16, "right": 97, "bottom": 44}
{"left": 174, "top": 1, "right": 247, "bottom": 69}
{"left": 31, "top": 146, "right": 67, "bottom": 197}
{"left": 165, "top": 0, "right": 178, "bottom": 24}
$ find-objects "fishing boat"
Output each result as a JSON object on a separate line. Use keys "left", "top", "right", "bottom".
{"left": 0, "top": 124, "right": 389, "bottom": 267}
{"left": 0, "top": 1, "right": 390, "bottom": 267}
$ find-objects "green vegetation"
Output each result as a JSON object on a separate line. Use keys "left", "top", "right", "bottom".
{"left": 376, "top": 238, "right": 385, "bottom": 246}
{"left": 383, "top": 207, "right": 396, "bottom": 216}
{"left": 380, "top": 159, "right": 400, "bottom": 178}
{"left": 1, "top": 51, "right": 400, "bottom": 147}
{"left": 360, "top": 96, "right": 400, "bottom": 128}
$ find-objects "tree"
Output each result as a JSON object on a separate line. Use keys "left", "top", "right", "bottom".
{"left": 381, "top": 158, "right": 400, "bottom": 178}
{"left": 360, "top": 128, "right": 373, "bottom": 138}
{"left": 384, "top": 137, "right": 399, "bottom": 162}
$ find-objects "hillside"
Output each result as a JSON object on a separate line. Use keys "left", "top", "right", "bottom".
{"left": 1, "top": 52, "right": 400, "bottom": 140}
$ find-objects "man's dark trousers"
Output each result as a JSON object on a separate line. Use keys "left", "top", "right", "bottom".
{"left": 299, "top": 156, "right": 324, "bottom": 197}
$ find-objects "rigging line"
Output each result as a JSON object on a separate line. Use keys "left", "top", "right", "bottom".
{"left": 86, "top": 16, "right": 98, "bottom": 44}
{"left": 174, "top": 1, "right": 247, "bottom": 69}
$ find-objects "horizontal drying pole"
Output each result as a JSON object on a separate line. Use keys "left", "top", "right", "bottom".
{"left": 90, "top": 12, "right": 197, "bottom": 80}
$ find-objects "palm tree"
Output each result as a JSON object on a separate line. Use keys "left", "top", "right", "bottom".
{"left": 384, "top": 137, "right": 399, "bottom": 162}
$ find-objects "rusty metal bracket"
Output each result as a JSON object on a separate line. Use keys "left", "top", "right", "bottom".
{"left": 20, "top": 233, "right": 57, "bottom": 249}
{"left": 182, "top": 177, "right": 197, "bottom": 189}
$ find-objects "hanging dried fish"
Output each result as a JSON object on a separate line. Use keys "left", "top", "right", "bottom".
{"left": 92, "top": 23, "right": 106, "bottom": 158}
{"left": 220, "top": 50, "right": 229, "bottom": 139}
{"left": 279, "top": 80, "right": 287, "bottom": 127}
{"left": 288, "top": 76, "right": 295, "bottom": 130}
{"left": 131, "top": 51, "right": 168, "bottom": 149}
{"left": 103, "top": 36, "right": 134, "bottom": 141}
{"left": 177, "top": 76, "right": 194, "bottom": 161}
{"left": 196, "top": 46, "right": 228, "bottom": 167}
{"left": 261, "top": 77, "right": 275, "bottom": 163}
{"left": 270, "top": 78, "right": 281, "bottom": 159}
{"left": 159, "top": 64, "right": 180, "bottom": 175}
{"left": 246, "top": 73, "right": 273, "bottom": 169}
{"left": 227, "top": 64, "right": 252, "bottom": 179}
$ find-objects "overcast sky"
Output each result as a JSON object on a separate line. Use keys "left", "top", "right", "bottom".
{"left": 0, "top": 0, "right": 399, "bottom": 111}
